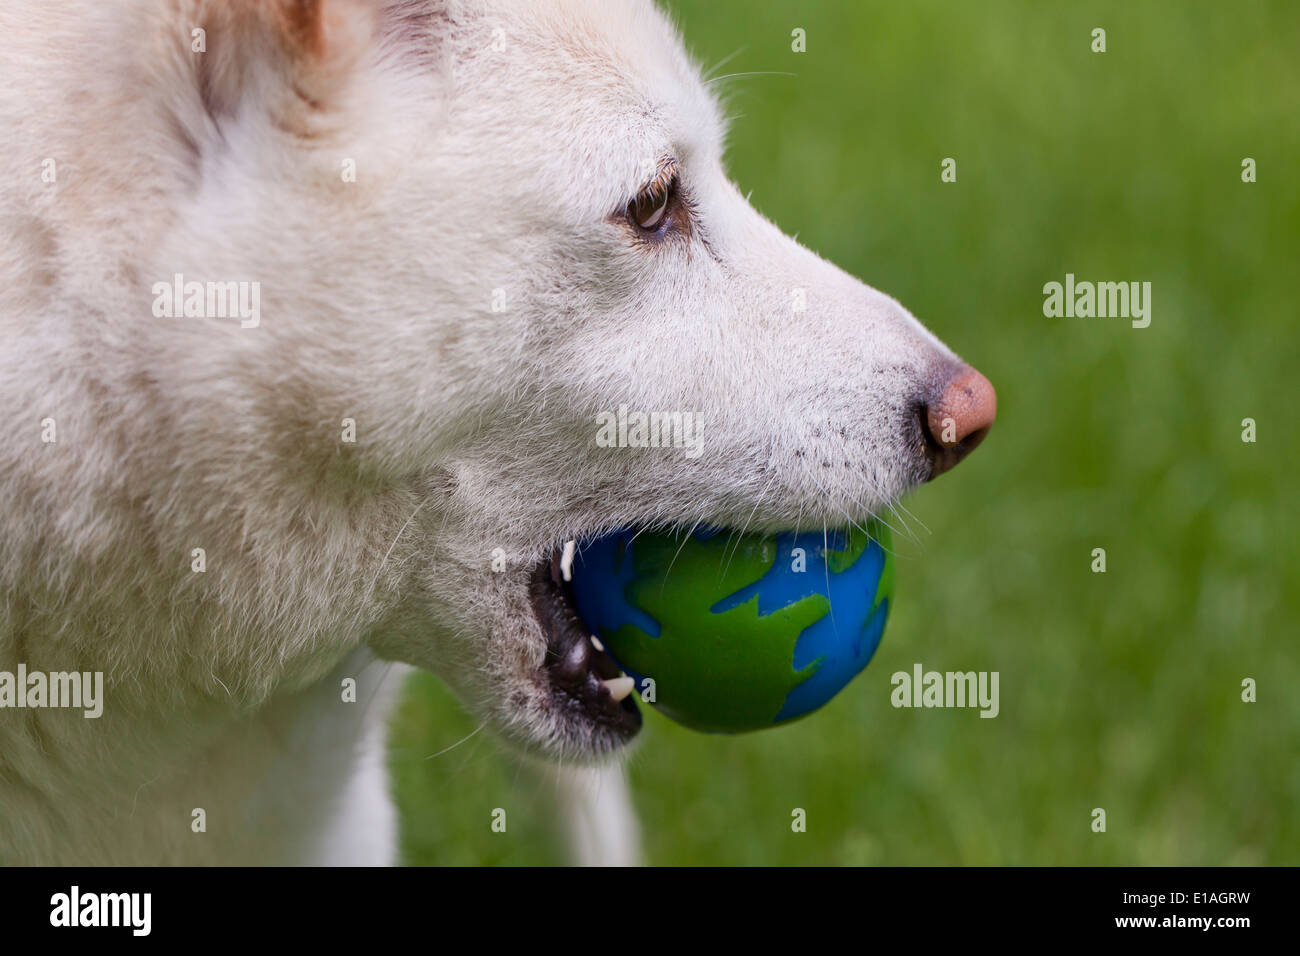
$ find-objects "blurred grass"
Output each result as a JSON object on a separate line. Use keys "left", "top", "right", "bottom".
{"left": 389, "top": 0, "right": 1300, "bottom": 864}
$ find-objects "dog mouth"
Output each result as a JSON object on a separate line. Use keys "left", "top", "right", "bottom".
{"left": 528, "top": 543, "right": 642, "bottom": 741}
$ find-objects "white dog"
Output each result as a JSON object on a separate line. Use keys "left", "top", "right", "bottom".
{"left": 0, "top": 0, "right": 995, "bottom": 865}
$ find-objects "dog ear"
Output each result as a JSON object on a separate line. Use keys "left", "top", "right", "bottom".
{"left": 190, "top": 0, "right": 382, "bottom": 129}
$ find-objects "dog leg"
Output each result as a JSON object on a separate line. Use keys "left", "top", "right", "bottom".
{"left": 249, "top": 649, "right": 409, "bottom": 865}
{"left": 542, "top": 761, "right": 642, "bottom": 866}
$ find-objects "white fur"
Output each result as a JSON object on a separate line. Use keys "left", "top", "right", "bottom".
{"left": 0, "top": 0, "right": 964, "bottom": 864}
{"left": 538, "top": 762, "right": 642, "bottom": 867}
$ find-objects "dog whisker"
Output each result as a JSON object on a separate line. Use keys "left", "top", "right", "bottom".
{"left": 422, "top": 722, "right": 486, "bottom": 761}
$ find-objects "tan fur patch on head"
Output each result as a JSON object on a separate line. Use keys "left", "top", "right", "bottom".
{"left": 277, "top": 0, "right": 330, "bottom": 59}
{"left": 272, "top": 0, "right": 377, "bottom": 64}
{"left": 188, "top": 0, "right": 379, "bottom": 133}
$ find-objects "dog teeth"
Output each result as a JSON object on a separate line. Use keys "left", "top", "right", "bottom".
{"left": 560, "top": 539, "right": 576, "bottom": 582}
{"left": 590, "top": 634, "right": 605, "bottom": 652}
{"left": 601, "top": 676, "right": 635, "bottom": 703}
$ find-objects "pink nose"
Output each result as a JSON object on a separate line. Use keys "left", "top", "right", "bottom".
{"left": 922, "top": 365, "right": 997, "bottom": 479}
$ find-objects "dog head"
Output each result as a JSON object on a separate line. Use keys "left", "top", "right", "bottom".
{"left": 112, "top": 0, "right": 996, "bottom": 758}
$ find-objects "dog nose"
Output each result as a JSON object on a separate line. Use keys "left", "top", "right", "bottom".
{"left": 921, "top": 364, "right": 996, "bottom": 479}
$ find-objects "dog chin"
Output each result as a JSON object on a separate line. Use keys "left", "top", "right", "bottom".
{"left": 452, "top": 546, "right": 644, "bottom": 763}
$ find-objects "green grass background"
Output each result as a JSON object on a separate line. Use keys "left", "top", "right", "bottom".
{"left": 389, "top": 0, "right": 1300, "bottom": 865}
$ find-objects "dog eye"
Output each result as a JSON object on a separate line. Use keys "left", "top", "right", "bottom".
{"left": 626, "top": 178, "right": 673, "bottom": 233}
